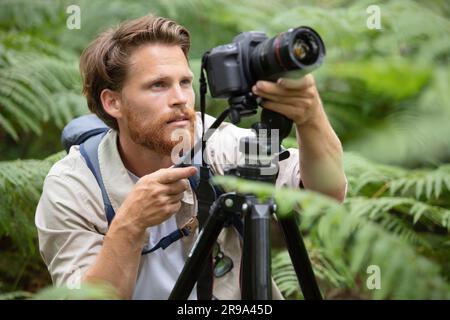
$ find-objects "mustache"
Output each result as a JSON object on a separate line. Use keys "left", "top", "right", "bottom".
{"left": 164, "top": 108, "right": 196, "bottom": 124}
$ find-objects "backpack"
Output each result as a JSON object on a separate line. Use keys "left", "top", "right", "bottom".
{"left": 61, "top": 114, "right": 243, "bottom": 254}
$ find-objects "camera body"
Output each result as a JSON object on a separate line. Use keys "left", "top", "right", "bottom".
{"left": 204, "top": 26, "right": 326, "bottom": 99}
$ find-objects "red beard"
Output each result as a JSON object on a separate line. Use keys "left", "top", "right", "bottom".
{"left": 125, "top": 107, "right": 196, "bottom": 156}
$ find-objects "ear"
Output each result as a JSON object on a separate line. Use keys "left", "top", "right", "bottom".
{"left": 100, "top": 88, "right": 123, "bottom": 119}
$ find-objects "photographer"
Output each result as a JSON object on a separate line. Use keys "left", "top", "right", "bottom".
{"left": 35, "top": 14, "right": 346, "bottom": 299}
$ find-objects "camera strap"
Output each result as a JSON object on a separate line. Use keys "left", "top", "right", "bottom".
{"left": 140, "top": 216, "right": 199, "bottom": 255}
{"left": 195, "top": 53, "right": 215, "bottom": 299}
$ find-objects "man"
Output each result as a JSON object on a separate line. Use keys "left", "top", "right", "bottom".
{"left": 35, "top": 15, "right": 346, "bottom": 300}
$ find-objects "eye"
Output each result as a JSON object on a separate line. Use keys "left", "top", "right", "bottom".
{"left": 181, "top": 79, "right": 193, "bottom": 87}
{"left": 151, "top": 81, "right": 167, "bottom": 89}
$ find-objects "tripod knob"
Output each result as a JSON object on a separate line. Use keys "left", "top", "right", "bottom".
{"left": 229, "top": 109, "right": 241, "bottom": 124}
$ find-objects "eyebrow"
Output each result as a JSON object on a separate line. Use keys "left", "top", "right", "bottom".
{"left": 144, "top": 74, "right": 194, "bottom": 84}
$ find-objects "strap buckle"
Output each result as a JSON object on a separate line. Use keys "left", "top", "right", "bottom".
{"left": 182, "top": 216, "right": 199, "bottom": 235}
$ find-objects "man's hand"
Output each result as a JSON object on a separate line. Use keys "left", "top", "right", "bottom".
{"left": 115, "top": 166, "right": 197, "bottom": 231}
{"left": 252, "top": 74, "right": 347, "bottom": 202}
{"left": 252, "top": 74, "right": 322, "bottom": 127}
{"left": 84, "top": 166, "right": 197, "bottom": 299}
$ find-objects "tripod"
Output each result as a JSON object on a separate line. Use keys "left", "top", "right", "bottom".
{"left": 169, "top": 93, "right": 323, "bottom": 300}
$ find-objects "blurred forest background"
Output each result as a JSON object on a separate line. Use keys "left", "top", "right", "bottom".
{"left": 0, "top": 0, "right": 449, "bottom": 299}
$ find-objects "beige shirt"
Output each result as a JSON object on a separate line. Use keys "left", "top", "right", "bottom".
{"left": 35, "top": 113, "right": 302, "bottom": 299}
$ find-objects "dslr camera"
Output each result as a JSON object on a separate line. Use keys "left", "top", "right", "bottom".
{"left": 204, "top": 26, "right": 326, "bottom": 99}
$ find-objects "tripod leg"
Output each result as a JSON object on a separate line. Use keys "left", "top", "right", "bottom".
{"left": 169, "top": 212, "right": 225, "bottom": 300}
{"left": 278, "top": 214, "right": 323, "bottom": 300}
{"left": 241, "top": 203, "right": 273, "bottom": 300}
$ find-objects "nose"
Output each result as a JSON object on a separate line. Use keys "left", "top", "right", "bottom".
{"left": 169, "top": 84, "right": 189, "bottom": 108}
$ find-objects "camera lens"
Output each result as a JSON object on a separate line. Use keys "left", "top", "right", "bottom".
{"left": 250, "top": 26, "right": 325, "bottom": 82}
{"left": 293, "top": 39, "right": 308, "bottom": 60}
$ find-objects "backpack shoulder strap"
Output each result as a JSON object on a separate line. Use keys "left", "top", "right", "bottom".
{"left": 79, "top": 132, "right": 116, "bottom": 225}
{"left": 62, "top": 114, "right": 110, "bottom": 153}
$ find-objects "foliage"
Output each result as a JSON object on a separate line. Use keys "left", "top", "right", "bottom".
{"left": 214, "top": 153, "right": 450, "bottom": 299}
{"left": 1, "top": 0, "right": 449, "bottom": 165}
{"left": 0, "top": 282, "right": 118, "bottom": 300}
{"left": 31, "top": 282, "right": 119, "bottom": 300}
{"left": 1, "top": 0, "right": 449, "bottom": 299}
{"left": 0, "top": 152, "right": 65, "bottom": 253}
{"left": 0, "top": 152, "right": 64, "bottom": 293}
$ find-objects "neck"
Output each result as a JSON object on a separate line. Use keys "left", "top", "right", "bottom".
{"left": 117, "top": 131, "right": 173, "bottom": 178}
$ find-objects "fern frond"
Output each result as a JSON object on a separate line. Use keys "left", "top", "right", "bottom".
{"left": 348, "top": 197, "right": 450, "bottom": 230}
{"left": 0, "top": 49, "right": 87, "bottom": 140}
{"left": 311, "top": 205, "right": 450, "bottom": 299}
{"left": 389, "top": 165, "right": 450, "bottom": 201}
{"left": 214, "top": 175, "right": 450, "bottom": 299}
{"left": 345, "top": 153, "right": 450, "bottom": 206}
{"left": 0, "top": 152, "right": 64, "bottom": 254}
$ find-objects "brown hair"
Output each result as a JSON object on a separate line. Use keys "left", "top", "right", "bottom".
{"left": 79, "top": 15, "right": 191, "bottom": 130}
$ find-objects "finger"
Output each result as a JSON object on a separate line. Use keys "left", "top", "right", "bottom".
{"left": 253, "top": 80, "right": 291, "bottom": 96}
{"left": 253, "top": 78, "right": 314, "bottom": 97}
{"left": 164, "top": 179, "right": 189, "bottom": 195}
{"left": 277, "top": 74, "right": 315, "bottom": 90}
{"left": 167, "top": 193, "right": 184, "bottom": 204}
{"left": 257, "top": 92, "right": 303, "bottom": 106}
{"left": 165, "top": 202, "right": 182, "bottom": 215}
{"left": 157, "top": 166, "right": 197, "bottom": 184}
{"left": 261, "top": 100, "right": 299, "bottom": 119}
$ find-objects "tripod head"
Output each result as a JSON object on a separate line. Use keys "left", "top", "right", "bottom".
{"left": 225, "top": 113, "right": 292, "bottom": 184}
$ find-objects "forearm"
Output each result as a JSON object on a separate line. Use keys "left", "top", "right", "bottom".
{"left": 296, "top": 105, "right": 346, "bottom": 202}
{"left": 250, "top": 74, "right": 346, "bottom": 200}
{"left": 83, "top": 215, "right": 146, "bottom": 299}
